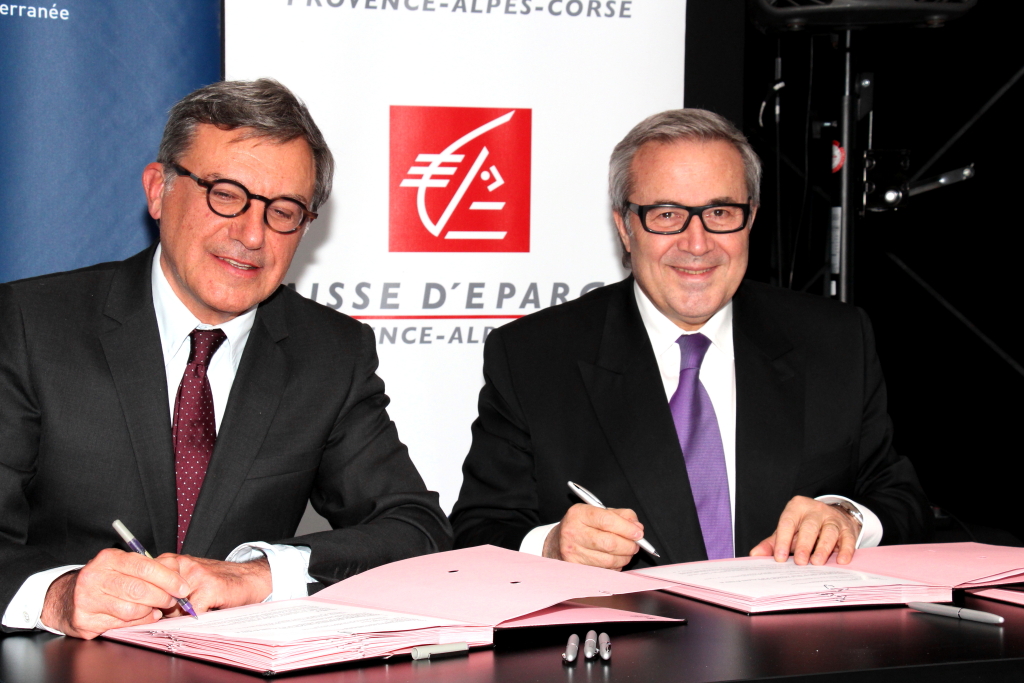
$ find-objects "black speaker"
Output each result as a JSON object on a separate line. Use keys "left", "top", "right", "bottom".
{"left": 750, "top": 0, "right": 977, "bottom": 31}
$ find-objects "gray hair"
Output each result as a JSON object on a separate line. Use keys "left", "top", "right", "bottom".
{"left": 609, "top": 109, "right": 761, "bottom": 266}
{"left": 156, "top": 79, "right": 334, "bottom": 212}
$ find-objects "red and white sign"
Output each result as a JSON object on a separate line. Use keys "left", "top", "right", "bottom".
{"left": 390, "top": 105, "right": 531, "bottom": 252}
{"left": 831, "top": 140, "right": 846, "bottom": 174}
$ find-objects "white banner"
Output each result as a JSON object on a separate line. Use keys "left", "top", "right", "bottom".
{"left": 226, "top": 0, "right": 686, "bottom": 513}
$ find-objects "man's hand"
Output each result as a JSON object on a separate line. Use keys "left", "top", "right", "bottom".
{"left": 155, "top": 554, "right": 271, "bottom": 616}
{"left": 749, "top": 496, "right": 862, "bottom": 566}
{"left": 40, "top": 548, "right": 191, "bottom": 639}
{"left": 542, "top": 503, "right": 645, "bottom": 570}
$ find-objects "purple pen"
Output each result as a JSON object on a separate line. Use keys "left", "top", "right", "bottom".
{"left": 112, "top": 520, "right": 199, "bottom": 619}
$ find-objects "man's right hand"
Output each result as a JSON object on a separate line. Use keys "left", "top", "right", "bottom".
{"left": 542, "top": 503, "right": 645, "bottom": 570}
{"left": 40, "top": 548, "right": 191, "bottom": 639}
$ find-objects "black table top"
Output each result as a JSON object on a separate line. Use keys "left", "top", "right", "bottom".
{"left": 2, "top": 592, "right": 1023, "bottom": 683}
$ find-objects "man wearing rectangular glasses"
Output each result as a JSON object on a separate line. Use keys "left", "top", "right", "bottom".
{"left": 0, "top": 79, "right": 451, "bottom": 638}
{"left": 451, "top": 109, "right": 930, "bottom": 570}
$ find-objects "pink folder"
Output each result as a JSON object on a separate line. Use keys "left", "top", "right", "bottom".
{"left": 971, "top": 587, "right": 1024, "bottom": 607}
{"left": 841, "top": 542, "right": 1024, "bottom": 587}
{"left": 105, "top": 545, "right": 680, "bottom": 673}
{"left": 633, "top": 542, "right": 1024, "bottom": 613}
{"left": 314, "top": 543, "right": 673, "bottom": 623}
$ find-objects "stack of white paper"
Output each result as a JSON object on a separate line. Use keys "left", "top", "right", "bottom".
{"left": 106, "top": 545, "right": 680, "bottom": 673}
{"left": 634, "top": 543, "right": 1024, "bottom": 614}
{"left": 635, "top": 558, "right": 948, "bottom": 612}
{"left": 109, "top": 601, "right": 493, "bottom": 673}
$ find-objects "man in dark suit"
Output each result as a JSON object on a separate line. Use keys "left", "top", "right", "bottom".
{"left": 451, "top": 109, "right": 929, "bottom": 571}
{"left": 0, "top": 79, "right": 451, "bottom": 639}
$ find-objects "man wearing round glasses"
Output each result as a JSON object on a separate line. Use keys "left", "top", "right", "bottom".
{"left": 0, "top": 79, "right": 450, "bottom": 639}
{"left": 452, "top": 109, "right": 929, "bottom": 571}
{"left": 141, "top": 119, "right": 320, "bottom": 327}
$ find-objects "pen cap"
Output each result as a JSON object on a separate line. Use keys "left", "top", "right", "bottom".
{"left": 112, "top": 520, "right": 134, "bottom": 545}
{"left": 111, "top": 520, "right": 153, "bottom": 558}
{"left": 563, "top": 634, "right": 580, "bottom": 663}
{"left": 567, "top": 482, "right": 605, "bottom": 508}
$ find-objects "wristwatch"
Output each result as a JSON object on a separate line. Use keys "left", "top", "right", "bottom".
{"left": 829, "top": 501, "right": 864, "bottom": 526}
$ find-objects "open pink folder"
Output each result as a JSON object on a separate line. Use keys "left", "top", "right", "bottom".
{"left": 971, "top": 587, "right": 1024, "bottom": 607}
{"left": 105, "top": 545, "right": 679, "bottom": 673}
{"left": 633, "top": 542, "right": 1024, "bottom": 613}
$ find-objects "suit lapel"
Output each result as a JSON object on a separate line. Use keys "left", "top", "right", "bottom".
{"left": 577, "top": 280, "right": 707, "bottom": 564}
{"left": 182, "top": 290, "right": 289, "bottom": 558}
{"left": 732, "top": 283, "right": 805, "bottom": 555}
{"left": 99, "top": 248, "right": 179, "bottom": 555}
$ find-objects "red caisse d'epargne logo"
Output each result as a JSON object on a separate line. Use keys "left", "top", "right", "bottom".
{"left": 390, "top": 105, "right": 531, "bottom": 252}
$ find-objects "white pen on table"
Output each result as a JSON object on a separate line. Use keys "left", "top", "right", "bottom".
{"left": 583, "top": 629, "right": 598, "bottom": 659}
{"left": 907, "top": 602, "right": 1004, "bottom": 625}
{"left": 410, "top": 642, "right": 469, "bottom": 660}
{"left": 567, "top": 481, "right": 661, "bottom": 558}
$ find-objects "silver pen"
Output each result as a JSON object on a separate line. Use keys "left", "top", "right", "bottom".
{"left": 410, "top": 642, "right": 469, "bottom": 660}
{"left": 562, "top": 633, "right": 580, "bottom": 663}
{"left": 567, "top": 481, "right": 661, "bottom": 558}
{"left": 583, "top": 630, "right": 599, "bottom": 659}
{"left": 907, "top": 602, "right": 1004, "bottom": 625}
{"left": 598, "top": 632, "right": 611, "bottom": 661}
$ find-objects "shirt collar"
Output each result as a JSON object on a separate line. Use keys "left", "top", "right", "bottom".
{"left": 151, "top": 243, "right": 258, "bottom": 368}
{"left": 633, "top": 278, "right": 734, "bottom": 361}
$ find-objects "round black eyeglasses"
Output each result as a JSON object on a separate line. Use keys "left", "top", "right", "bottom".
{"left": 173, "top": 164, "right": 317, "bottom": 234}
{"left": 628, "top": 202, "right": 751, "bottom": 235}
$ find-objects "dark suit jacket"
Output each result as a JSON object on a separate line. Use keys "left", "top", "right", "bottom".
{"left": 0, "top": 247, "right": 451, "bottom": 625}
{"left": 450, "top": 277, "right": 930, "bottom": 568}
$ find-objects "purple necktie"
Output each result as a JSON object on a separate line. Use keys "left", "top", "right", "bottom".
{"left": 172, "top": 328, "right": 226, "bottom": 552}
{"left": 669, "top": 333, "right": 733, "bottom": 560}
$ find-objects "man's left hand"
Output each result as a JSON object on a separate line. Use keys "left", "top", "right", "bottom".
{"left": 749, "top": 496, "right": 861, "bottom": 566}
{"left": 154, "top": 555, "right": 272, "bottom": 616}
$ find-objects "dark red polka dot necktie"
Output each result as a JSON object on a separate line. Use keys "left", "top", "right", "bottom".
{"left": 172, "top": 328, "right": 227, "bottom": 552}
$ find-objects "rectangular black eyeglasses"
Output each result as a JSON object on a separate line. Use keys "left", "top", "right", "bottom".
{"left": 627, "top": 202, "right": 751, "bottom": 235}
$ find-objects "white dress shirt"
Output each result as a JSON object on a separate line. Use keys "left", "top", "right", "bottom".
{"left": 3, "top": 246, "right": 313, "bottom": 633}
{"left": 519, "top": 282, "right": 883, "bottom": 556}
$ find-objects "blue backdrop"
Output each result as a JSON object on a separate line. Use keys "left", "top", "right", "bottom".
{"left": 0, "top": 0, "right": 221, "bottom": 283}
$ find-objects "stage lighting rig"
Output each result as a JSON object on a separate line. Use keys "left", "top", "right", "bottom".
{"left": 864, "top": 154, "right": 975, "bottom": 212}
{"left": 750, "top": 0, "right": 977, "bottom": 32}
{"left": 748, "top": 0, "right": 978, "bottom": 302}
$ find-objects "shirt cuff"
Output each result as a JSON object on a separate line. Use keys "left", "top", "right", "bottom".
{"left": 519, "top": 523, "right": 559, "bottom": 556}
{"left": 815, "top": 495, "right": 883, "bottom": 548}
{"left": 2, "top": 565, "right": 83, "bottom": 634}
{"left": 225, "top": 542, "right": 314, "bottom": 602}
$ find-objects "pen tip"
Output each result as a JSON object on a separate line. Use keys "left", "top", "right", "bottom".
{"left": 651, "top": 551, "right": 661, "bottom": 558}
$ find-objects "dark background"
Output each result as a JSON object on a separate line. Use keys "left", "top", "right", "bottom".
{"left": 686, "top": 0, "right": 1024, "bottom": 544}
